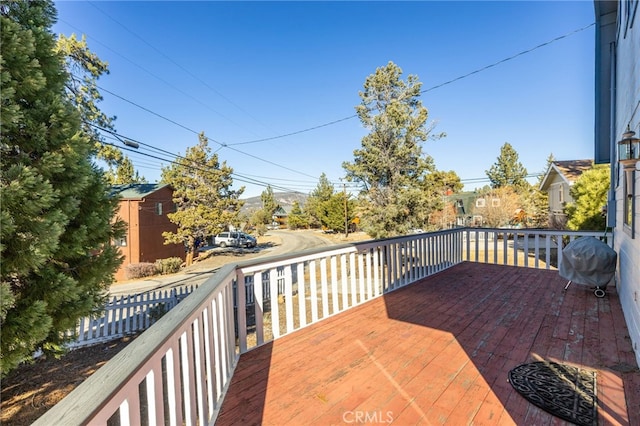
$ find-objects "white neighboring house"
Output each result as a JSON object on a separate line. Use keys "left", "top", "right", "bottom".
{"left": 595, "top": 0, "right": 640, "bottom": 366}
{"left": 539, "top": 159, "right": 593, "bottom": 228}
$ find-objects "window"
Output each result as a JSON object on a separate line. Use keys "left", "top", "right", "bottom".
{"left": 156, "top": 202, "right": 163, "bottom": 215}
{"left": 475, "top": 198, "right": 486, "bottom": 208}
{"left": 623, "top": 169, "right": 635, "bottom": 237}
{"left": 491, "top": 198, "right": 500, "bottom": 207}
{"left": 558, "top": 187, "right": 564, "bottom": 204}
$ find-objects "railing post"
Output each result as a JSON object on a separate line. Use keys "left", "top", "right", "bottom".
{"left": 236, "top": 271, "right": 247, "bottom": 353}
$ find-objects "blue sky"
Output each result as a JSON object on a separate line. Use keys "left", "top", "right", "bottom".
{"left": 53, "top": 1, "right": 596, "bottom": 199}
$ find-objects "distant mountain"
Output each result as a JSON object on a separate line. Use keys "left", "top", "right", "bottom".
{"left": 241, "top": 191, "right": 308, "bottom": 213}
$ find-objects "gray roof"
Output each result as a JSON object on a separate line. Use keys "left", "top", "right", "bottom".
{"left": 111, "top": 183, "right": 170, "bottom": 199}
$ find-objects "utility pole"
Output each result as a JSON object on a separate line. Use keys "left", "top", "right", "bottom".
{"left": 344, "top": 183, "right": 349, "bottom": 238}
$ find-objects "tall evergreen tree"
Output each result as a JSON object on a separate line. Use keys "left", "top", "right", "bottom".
{"left": 1, "top": 0, "right": 123, "bottom": 375}
{"left": 343, "top": 62, "right": 438, "bottom": 238}
{"left": 55, "top": 33, "right": 142, "bottom": 184}
{"left": 486, "top": 142, "right": 528, "bottom": 189}
{"left": 522, "top": 153, "right": 554, "bottom": 228}
{"left": 305, "top": 173, "right": 335, "bottom": 228}
{"left": 251, "top": 185, "right": 279, "bottom": 227}
{"left": 161, "top": 132, "right": 243, "bottom": 265}
{"left": 286, "top": 201, "right": 308, "bottom": 230}
{"left": 260, "top": 185, "right": 279, "bottom": 221}
{"left": 321, "top": 192, "right": 355, "bottom": 233}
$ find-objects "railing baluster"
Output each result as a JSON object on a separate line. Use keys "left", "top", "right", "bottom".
{"left": 340, "top": 253, "right": 348, "bottom": 309}
{"left": 253, "top": 271, "right": 264, "bottom": 346}
{"left": 193, "top": 317, "right": 206, "bottom": 425}
{"left": 358, "top": 252, "right": 366, "bottom": 301}
{"left": 269, "top": 268, "right": 280, "bottom": 338}
{"left": 320, "top": 258, "right": 329, "bottom": 318}
{"left": 201, "top": 306, "right": 214, "bottom": 419}
{"left": 309, "top": 260, "right": 318, "bottom": 322}
{"left": 330, "top": 256, "right": 339, "bottom": 314}
{"left": 349, "top": 252, "right": 357, "bottom": 305}
{"left": 285, "top": 264, "right": 294, "bottom": 332}
{"left": 297, "top": 262, "right": 307, "bottom": 328}
{"left": 236, "top": 272, "right": 247, "bottom": 353}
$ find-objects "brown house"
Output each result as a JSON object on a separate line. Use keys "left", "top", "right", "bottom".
{"left": 112, "top": 184, "right": 185, "bottom": 281}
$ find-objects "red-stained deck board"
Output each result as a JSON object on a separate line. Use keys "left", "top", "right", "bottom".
{"left": 216, "top": 262, "right": 640, "bottom": 425}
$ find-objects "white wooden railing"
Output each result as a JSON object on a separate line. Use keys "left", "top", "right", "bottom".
{"left": 461, "top": 227, "right": 611, "bottom": 269}
{"left": 66, "top": 286, "right": 196, "bottom": 348}
{"left": 34, "top": 227, "right": 611, "bottom": 425}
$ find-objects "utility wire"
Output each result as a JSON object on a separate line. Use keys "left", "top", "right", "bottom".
{"left": 85, "top": 1, "right": 276, "bottom": 136}
{"left": 421, "top": 22, "right": 596, "bottom": 94}
{"left": 58, "top": 19, "right": 253, "bottom": 130}
{"left": 103, "top": 139, "right": 299, "bottom": 194}
{"left": 91, "top": 82, "right": 320, "bottom": 180}
{"left": 96, "top": 127, "right": 305, "bottom": 194}
{"left": 80, "top": 21, "right": 590, "bottom": 190}
{"left": 85, "top": 21, "right": 594, "bottom": 182}
{"left": 98, "top": 121, "right": 543, "bottom": 191}
{"left": 79, "top": 21, "right": 595, "bottom": 152}
{"left": 227, "top": 22, "right": 595, "bottom": 146}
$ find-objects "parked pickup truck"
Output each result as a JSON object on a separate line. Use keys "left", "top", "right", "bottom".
{"left": 214, "top": 232, "right": 257, "bottom": 248}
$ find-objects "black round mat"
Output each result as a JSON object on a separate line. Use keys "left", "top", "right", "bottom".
{"left": 508, "top": 361, "right": 597, "bottom": 426}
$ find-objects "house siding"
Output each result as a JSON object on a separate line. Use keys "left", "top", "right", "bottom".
{"left": 604, "top": 0, "right": 640, "bottom": 365}
{"left": 137, "top": 187, "right": 183, "bottom": 264}
{"left": 548, "top": 180, "right": 571, "bottom": 212}
{"left": 114, "top": 186, "right": 185, "bottom": 281}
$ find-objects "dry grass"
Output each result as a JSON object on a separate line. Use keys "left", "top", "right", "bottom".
{"left": 0, "top": 336, "right": 139, "bottom": 426}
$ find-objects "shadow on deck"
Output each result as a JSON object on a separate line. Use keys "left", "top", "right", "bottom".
{"left": 217, "top": 262, "right": 639, "bottom": 425}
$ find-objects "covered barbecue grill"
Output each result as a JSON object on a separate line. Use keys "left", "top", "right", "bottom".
{"left": 559, "top": 236, "right": 617, "bottom": 298}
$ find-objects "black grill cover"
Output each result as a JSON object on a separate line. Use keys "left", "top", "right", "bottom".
{"left": 559, "top": 236, "right": 617, "bottom": 286}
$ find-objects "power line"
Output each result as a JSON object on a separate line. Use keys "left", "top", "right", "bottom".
{"left": 227, "top": 23, "right": 595, "bottom": 146}
{"left": 95, "top": 126, "right": 305, "bottom": 194}
{"left": 90, "top": 82, "right": 320, "bottom": 180}
{"left": 99, "top": 122, "right": 543, "bottom": 192}
{"left": 80, "top": 21, "right": 594, "bottom": 184}
{"left": 420, "top": 22, "right": 595, "bottom": 94}
{"left": 71, "top": 21, "right": 591, "bottom": 192}
{"left": 84, "top": 2, "right": 276, "bottom": 136}
{"left": 227, "top": 115, "right": 356, "bottom": 146}
{"left": 57, "top": 19, "right": 254, "bottom": 131}
{"left": 74, "top": 21, "right": 595, "bottom": 154}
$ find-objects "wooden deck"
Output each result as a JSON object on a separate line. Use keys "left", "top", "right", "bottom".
{"left": 216, "top": 262, "right": 640, "bottom": 425}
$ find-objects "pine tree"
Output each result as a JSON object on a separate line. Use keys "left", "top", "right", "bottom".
{"left": 286, "top": 201, "right": 308, "bottom": 230}
{"left": 55, "top": 33, "right": 143, "bottom": 184}
{"left": 321, "top": 193, "right": 355, "bottom": 233}
{"left": 486, "top": 143, "right": 528, "bottom": 189}
{"left": 305, "top": 173, "right": 335, "bottom": 228}
{"left": 161, "top": 132, "right": 243, "bottom": 265}
{"left": 1, "top": 0, "right": 123, "bottom": 375}
{"left": 260, "top": 186, "right": 278, "bottom": 222}
{"left": 522, "top": 153, "right": 554, "bottom": 228}
{"left": 343, "top": 62, "right": 438, "bottom": 238}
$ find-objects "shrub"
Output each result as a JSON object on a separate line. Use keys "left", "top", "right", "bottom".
{"left": 255, "top": 224, "right": 267, "bottom": 236}
{"left": 125, "top": 263, "right": 159, "bottom": 279}
{"left": 155, "top": 257, "right": 183, "bottom": 275}
{"left": 147, "top": 302, "right": 168, "bottom": 323}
